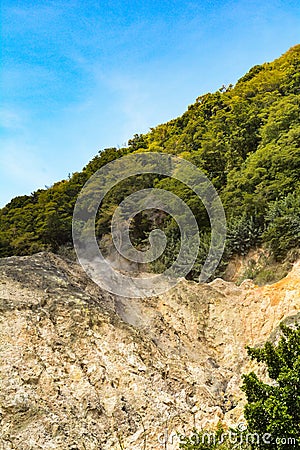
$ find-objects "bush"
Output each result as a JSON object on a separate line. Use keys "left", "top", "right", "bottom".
{"left": 263, "top": 192, "right": 300, "bottom": 259}
{"left": 242, "top": 323, "right": 300, "bottom": 449}
{"left": 225, "top": 215, "right": 262, "bottom": 257}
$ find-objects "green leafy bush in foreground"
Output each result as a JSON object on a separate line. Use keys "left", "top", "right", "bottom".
{"left": 180, "top": 323, "right": 300, "bottom": 449}
{"left": 242, "top": 323, "right": 300, "bottom": 449}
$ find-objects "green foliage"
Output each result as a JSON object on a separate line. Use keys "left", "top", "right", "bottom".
{"left": 238, "top": 258, "right": 292, "bottom": 286}
{"left": 128, "top": 133, "right": 148, "bottom": 151}
{"left": 263, "top": 192, "right": 300, "bottom": 259}
{"left": 179, "top": 426, "right": 226, "bottom": 449}
{"left": 0, "top": 46, "right": 300, "bottom": 274}
{"left": 179, "top": 323, "right": 300, "bottom": 450}
{"left": 242, "top": 323, "right": 300, "bottom": 449}
{"left": 225, "top": 215, "right": 262, "bottom": 257}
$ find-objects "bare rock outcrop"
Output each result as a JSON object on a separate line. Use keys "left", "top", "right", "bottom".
{"left": 0, "top": 253, "right": 299, "bottom": 449}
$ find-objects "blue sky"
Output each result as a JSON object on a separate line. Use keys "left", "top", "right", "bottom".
{"left": 1, "top": 0, "right": 300, "bottom": 207}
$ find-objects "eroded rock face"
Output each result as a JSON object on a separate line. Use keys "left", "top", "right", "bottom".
{"left": 0, "top": 253, "right": 299, "bottom": 449}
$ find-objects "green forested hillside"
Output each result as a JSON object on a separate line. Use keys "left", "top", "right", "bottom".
{"left": 1, "top": 45, "right": 299, "bottom": 279}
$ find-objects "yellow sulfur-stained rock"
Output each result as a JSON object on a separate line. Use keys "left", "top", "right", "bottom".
{"left": 0, "top": 253, "right": 299, "bottom": 449}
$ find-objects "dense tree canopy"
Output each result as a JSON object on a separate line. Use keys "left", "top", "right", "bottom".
{"left": 0, "top": 45, "right": 299, "bottom": 278}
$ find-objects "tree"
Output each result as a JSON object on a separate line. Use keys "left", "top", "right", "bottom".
{"left": 0, "top": 46, "right": 300, "bottom": 262}
{"left": 263, "top": 192, "right": 300, "bottom": 260}
{"left": 242, "top": 323, "right": 300, "bottom": 449}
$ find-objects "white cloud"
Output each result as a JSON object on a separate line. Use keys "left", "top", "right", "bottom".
{"left": 0, "top": 108, "right": 28, "bottom": 131}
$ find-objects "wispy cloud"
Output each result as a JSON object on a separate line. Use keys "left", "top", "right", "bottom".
{"left": 0, "top": 108, "right": 27, "bottom": 131}
{"left": 100, "top": 72, "right": 154, "bottom": 142}
{"left": 1, "top": 0, "right": 299, "bottom": 209}
{"left": 3, "top": 2, "right": 64, "bottom": 32}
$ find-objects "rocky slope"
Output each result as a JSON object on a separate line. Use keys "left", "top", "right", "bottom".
{"left": 0, "top": 253, "right": 299, "bottom": 449}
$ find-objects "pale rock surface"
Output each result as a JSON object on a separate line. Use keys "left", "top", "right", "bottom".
{"left": 0, "top": 253, "right": 299, "bottom": 449}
